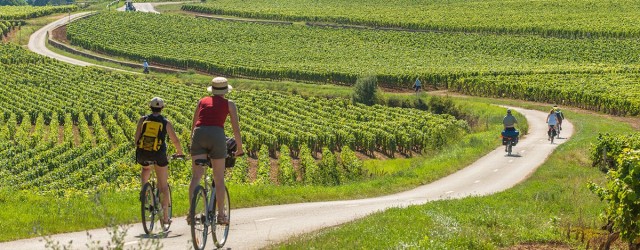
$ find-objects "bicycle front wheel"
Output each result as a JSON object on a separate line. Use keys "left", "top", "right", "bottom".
{"left": 160, "top": 184, "right": 172, "bottom": 232}
{"left": 190, "top": 185, "right": 209, "bottom": 250}
{"left": 141, "top": 182, "right": 155, "bottom": 235}
{"left": 212, "top": 187, "right": 231, "bottom": 248}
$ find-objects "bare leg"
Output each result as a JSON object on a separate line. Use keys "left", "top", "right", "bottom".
{"left": 155, "top": 165, "right": 170, "bottom": 222}
{"left": 189, "top": 154, "right": 208, "bottom": 203}
{"left": 141, "top": 166, "right": 152, "bottom": 185}
{"left": 211, "top": 158, "right": 227, "bottom": 223}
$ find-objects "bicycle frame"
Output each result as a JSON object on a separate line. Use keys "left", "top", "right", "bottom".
{"left": 190, "top": 158, "right": 231, "bottom": 250}
{"left": 140, "top": 159, "right": 175, "bottom": 235}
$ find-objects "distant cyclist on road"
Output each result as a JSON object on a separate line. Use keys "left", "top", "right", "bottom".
{"left": 553, "top": 105, "right": 565, "bottom": 135}
{"left": 143, "top": 60, "right": 149, "bottom": 74}
{"left": 189, "top": 77, "right": 244, "bottom": 225}
{"left": 501, "top": 109, "right": 519, "bottom": 149}
{"left": 135, "top": 97, "right": 185, "bottom": 225}
{"left": 503, "top": 109, "right": 517, "bottom": 131}
{"left": 546, "top": 109, "right": 558, "bottom": 141}
{"left": 413, "top": 77, "right": 422, "bottom": 93}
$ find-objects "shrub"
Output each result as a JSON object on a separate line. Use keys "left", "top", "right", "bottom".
{"left": 428, "top": 95, "right": 461, "bottom": 118}
{"left": 591, "top": 133, "right": 640, "bottom": 172}
{"left": 351, "top": 75, "right": 379, "bottom": 106}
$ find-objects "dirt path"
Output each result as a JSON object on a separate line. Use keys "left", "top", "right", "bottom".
{"left": 0, "top": 107, "right": 573, "bottom": 249}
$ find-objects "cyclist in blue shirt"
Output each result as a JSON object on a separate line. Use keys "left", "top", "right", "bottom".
{"left": 413, "top": 77, "right": 422, "bottom": 92}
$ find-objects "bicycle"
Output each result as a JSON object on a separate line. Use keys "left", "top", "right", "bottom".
{"left": 548, "top": 125, "right": 557, "bottom": 144}
{"left": 503, "top": 136, "right": 516, "bottom": 155}
{"left": 556, "top": 121, "right": 562, "bottom": 139}
{"left": 140, "top": 154, "right": 184, "bottom": 235}
{"left": 501, "top": 128, "right": 519, "bottom": 156}
{"left": 190, "top": 150, "right": 242, "bottom": 250}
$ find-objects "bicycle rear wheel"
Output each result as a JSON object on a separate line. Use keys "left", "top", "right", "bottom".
{"left": 212, "top": 187, "right": 231, "bottom": 248}
{"left": 141, "top": 182, "right": 155, "bottom": 235}
{"left": 160, "top": 184, "right": 172, "bottom": 232}
{"left": 190, "top": 185, "right": 209, "bottom": 250}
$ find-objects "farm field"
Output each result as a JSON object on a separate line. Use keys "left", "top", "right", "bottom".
{"left": 0, "top": 5, "right": 75, "bottom": 38}
{"left": 1, "top": 1, "right": 639, "bottom": 248}
{"left": 0, "top": 5, "right": 76, "bottom": 19}
{"left": 182, "top": 0, "right": 640, "bottom": 38}
{"left": 66, "top": 12, "right": 640, "bottom": 115}
{"left": 451, "top": 73, "right": 640, "bottom": 116}
{"left": 0, "top": 43, "right": 471, "bottom": 192}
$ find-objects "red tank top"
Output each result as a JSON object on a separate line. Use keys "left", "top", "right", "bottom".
{"left": 195, "top": 96, "right": 229, "bottom": 128}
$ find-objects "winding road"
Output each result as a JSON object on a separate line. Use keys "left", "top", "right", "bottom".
{"left": 28, "top": 2, "right": 171, "bottom": 69}
{"left": 27, "top": 11, "right": 96, "bottom": 67}
{"left": 13, "top": 6, "right": 576, "bottom": 249}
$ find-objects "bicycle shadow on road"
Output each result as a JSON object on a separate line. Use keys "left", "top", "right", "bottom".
{"left": 134, "top": 232, "right": 183, "bottom": 239}
{"left": 505, "top": 154, "right": 522, "bottom": 157}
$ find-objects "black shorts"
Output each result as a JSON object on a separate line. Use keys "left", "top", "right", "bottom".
{"left": 136, "top": 149, "right": 169, "bottom": 166}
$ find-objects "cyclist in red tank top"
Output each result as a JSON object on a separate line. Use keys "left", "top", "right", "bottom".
{"left": 194, "top": 95, "right": 229, "bottom": 128}
{"left": 189, "top": 77, "right": 244, "bottom": 225}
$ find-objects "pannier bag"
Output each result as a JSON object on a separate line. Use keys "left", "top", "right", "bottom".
{"left": 501, "top": 129, "right": 520, "bottom": 146}
{"left": 225, "top": 137, "right": 237, "bottom": 168}
{"left": 138, "top": 119, "right": 164, "bottom": 151}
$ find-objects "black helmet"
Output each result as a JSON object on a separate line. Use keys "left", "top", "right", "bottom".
{"left": 507, "top": 109, "right": 512, "bottom": 114}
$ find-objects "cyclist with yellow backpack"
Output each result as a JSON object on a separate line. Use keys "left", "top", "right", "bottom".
{"left": 135, "top": 97, "right": 185, "bottom": 225}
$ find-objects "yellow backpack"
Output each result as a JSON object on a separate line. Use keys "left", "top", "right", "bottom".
{"left": 138, "top": 119, "right": 164, "bottom": 151}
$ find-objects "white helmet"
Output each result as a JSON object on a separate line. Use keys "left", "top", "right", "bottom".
{"left": 149, "top": 97, "right": 165, "bottom": 108}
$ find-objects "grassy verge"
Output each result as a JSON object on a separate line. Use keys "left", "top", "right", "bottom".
{"left": 272, "top": 102, "right": 636, "bottom": 249}
{"left": 45, "top": 42, "right": 144, "bottom": 72}
{"left": 0, "top": 91, "right": 512, "bottom": 241}
{"left": 7, "top": 13, "right": 68, "bottom": 45}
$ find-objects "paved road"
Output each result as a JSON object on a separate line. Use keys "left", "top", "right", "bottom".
{"left": 117, "top": 2, "right": 160, "bottom": 13}
{"left": 28, "top": 2, "right": 170, "bottom": 69}
{"left": 0, "top": 107, "right": 572, "bottom": 249}
{"left": 27, "top": 12, "right": 96, "bottom": 67}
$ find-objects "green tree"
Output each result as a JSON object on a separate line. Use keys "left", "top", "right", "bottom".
{"left": 351, "top": 75, "right": 379, "bottom": 106}
{"left": 277, "top": 145, "right": 296, "bottom": 186}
